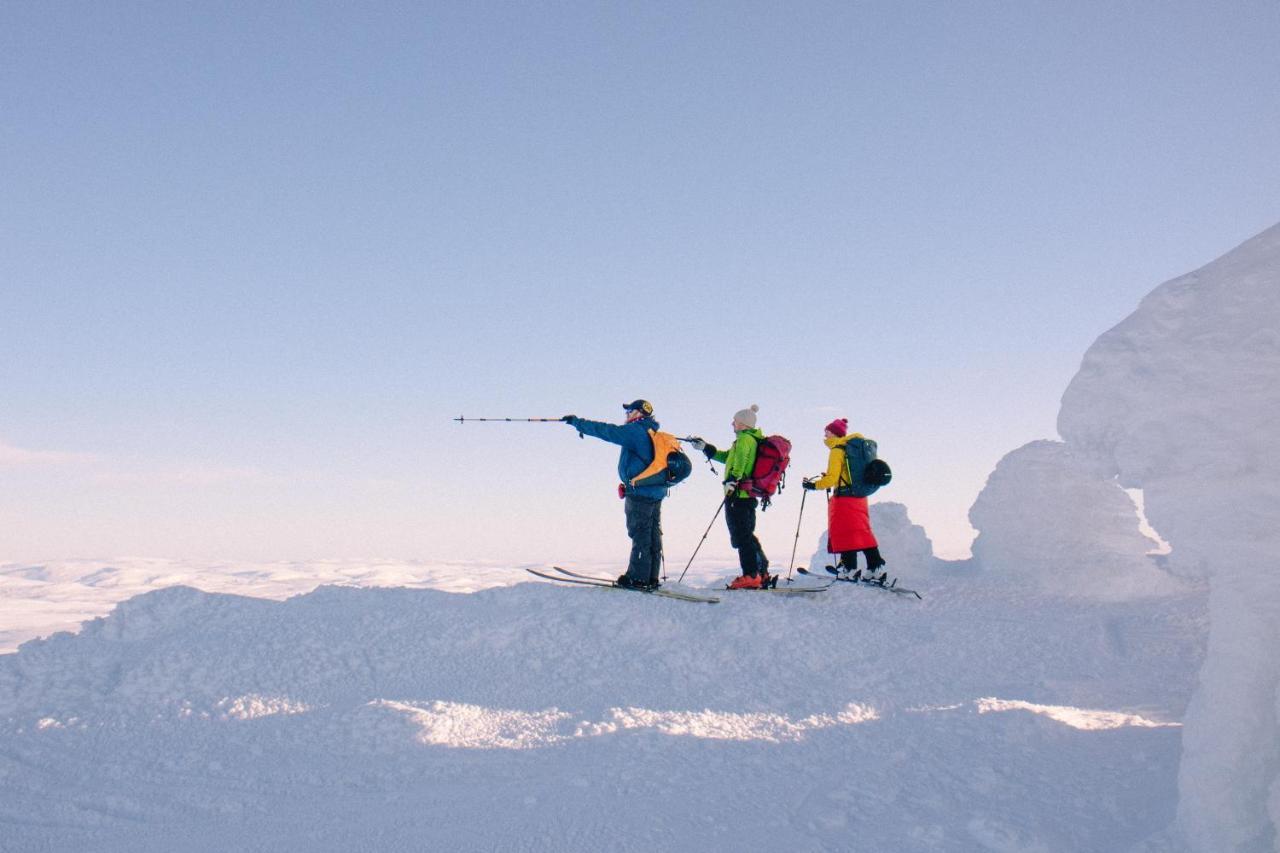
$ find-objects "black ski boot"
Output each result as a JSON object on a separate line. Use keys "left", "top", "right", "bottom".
{"left": 617, "top": 575, "right": 659, "bottom": 591}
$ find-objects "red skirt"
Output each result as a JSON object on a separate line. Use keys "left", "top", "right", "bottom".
{"left": 828, "top": 495, "right": 878, "bottom": 552}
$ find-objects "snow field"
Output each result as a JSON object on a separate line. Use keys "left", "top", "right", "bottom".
{"left": 0, "top": 573, "right": 1201, "bottom": 852}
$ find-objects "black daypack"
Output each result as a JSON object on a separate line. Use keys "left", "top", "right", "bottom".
{"left": 836, "top": 437, "right": 892, "bottom": 498}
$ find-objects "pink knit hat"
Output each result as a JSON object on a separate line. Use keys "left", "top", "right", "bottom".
{"left": 825, "top": 418, "right": 848, "bottom": 437}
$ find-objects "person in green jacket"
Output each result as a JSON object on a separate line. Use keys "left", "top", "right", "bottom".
{"left": 690, "top": 405, "right": 772, "bottom": 589}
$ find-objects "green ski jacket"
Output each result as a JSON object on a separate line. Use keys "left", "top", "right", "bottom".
{"left": 712, "top": 428, "right": 764, "bottom": 498}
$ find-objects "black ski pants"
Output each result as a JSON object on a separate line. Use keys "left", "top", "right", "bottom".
{"left": 839, "top": 547, "right": 885, "bottom": 572}
{"left": 725, "top": 496, "right": 768, "bottom": 576}
{"left": 624, "top": 496, "right": 663, "bottom": 584}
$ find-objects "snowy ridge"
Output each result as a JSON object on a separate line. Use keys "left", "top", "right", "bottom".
{"left": 0, "top": 557, "right": 590, "bottom": 654}
{"left": 0, "top": 576, "right": 1200, "bottom": 851}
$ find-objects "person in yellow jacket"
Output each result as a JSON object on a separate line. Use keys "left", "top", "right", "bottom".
{"left": 802, "top": 418, "right": 886, "bottom": 581}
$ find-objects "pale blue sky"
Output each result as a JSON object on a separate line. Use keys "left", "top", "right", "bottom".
{"left": 3, "top": 1, "right": 1278, "bottom": 564}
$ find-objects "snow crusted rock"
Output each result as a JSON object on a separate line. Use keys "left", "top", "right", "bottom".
{"left": 1059, "top": 221, "right": 1280, "bottom": 852}
{"left": 968, "top": 439, "right": 1179, "bottom": 600}
{"left": 870, "top": 501, "right": 943, "bottom": 576}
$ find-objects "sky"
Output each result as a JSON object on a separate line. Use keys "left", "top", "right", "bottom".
{"left": 2, "top": 0, "right": 1279, "bottom": 566}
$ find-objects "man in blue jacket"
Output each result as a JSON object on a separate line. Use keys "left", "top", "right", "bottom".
{"left": 562, "top": 400, "right": 666, "bottom": 590}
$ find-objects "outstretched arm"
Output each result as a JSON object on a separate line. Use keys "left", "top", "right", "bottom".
{"left": 564, "top": 416, "right": 632, "bottom": 447}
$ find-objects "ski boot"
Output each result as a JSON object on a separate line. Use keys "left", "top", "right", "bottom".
{"left": 617, "top": 574, "right": 658, "bottom": 590}
{"left": 728, "top": 574, "right": 763, "bottom": 590}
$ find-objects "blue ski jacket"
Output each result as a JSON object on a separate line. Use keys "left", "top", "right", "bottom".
{"left": 566, "top": 415, "right": 668, "bottom": 500}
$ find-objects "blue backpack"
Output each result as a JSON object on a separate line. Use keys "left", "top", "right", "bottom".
{"left": 837, "top": 437, "right": 892, "bottom": 498}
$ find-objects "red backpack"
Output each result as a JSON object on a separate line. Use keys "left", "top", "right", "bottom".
{"left": 742, "top": 435, "right": 791, "bottom": 509}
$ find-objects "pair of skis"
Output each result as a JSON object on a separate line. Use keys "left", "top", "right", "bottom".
{"left": 526, "top": 567, "right": 721, "bottom": 603}
{"left": 796, "top": 565, "right": 923, "bottom": 599}
{"left": 526, "top": 566, "right": 833, "bottom": 604}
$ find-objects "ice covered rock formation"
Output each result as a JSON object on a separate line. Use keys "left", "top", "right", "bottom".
{"left": 869, "top": 502, "right": 939, "bottom": 575}
{"left": 1058, "top": 221, "right": 1280, "bottom": 852}
{"left": 968, "top": 439, "right": 1174, "bottom": 599}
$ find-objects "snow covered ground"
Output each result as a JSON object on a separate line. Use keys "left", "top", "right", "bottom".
{"left": 0, "top": 560, "right": 1203, "bottom": 853}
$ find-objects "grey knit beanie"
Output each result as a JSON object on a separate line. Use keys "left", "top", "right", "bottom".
{"left": 733, "top": 404, "right": 759, "bottom": 428}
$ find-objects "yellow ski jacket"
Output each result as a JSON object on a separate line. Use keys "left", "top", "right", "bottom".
{"left": 809, "top": 433, "right": 866, "bottom": 491}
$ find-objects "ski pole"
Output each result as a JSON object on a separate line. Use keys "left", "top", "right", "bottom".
{"left": 677, "top": 496, "right": 727, "bottom": 584}
{"left": 453, "top": 416, "right": 565, "bottom": 423}
{"left": 786, "top": 487, "right": 809, "bottom": 582}
{"left": 454, "top": 415, "right": 584, "bottom": 437}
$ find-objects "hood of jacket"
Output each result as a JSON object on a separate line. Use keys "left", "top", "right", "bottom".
{"left": 824, "top": 432, "right": 864, "bottom": 450}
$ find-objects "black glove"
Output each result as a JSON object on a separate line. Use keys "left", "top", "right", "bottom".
{"left": 702, "top": 443, "right": 718, "bottom": 460}
{"left": 802, "top": 478, "right": 817, "bottom": 491}
{"left": 561, "top": 415, "right": 576, "bottom": 423}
